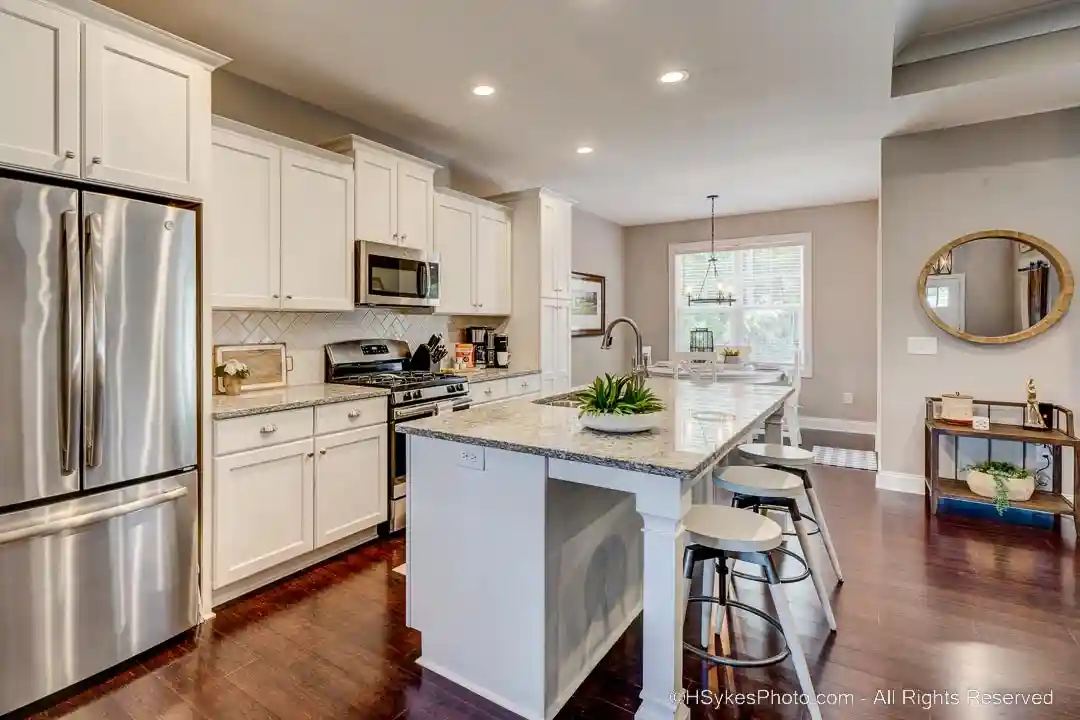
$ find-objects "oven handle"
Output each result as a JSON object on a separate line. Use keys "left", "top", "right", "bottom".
{"left": 392, "top": 398, "right": 472, "bottom": 421}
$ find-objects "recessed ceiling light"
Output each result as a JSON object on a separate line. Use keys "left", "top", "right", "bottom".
{"left": 472, "top": 85, "right": 496, "bottom": 96}
{"left": 576, "top": 146, "right": 594, "bottom": 155}
{"left": 658, "top": 70, "right": 689, "bottom": 84}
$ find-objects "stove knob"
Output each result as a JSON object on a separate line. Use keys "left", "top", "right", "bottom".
{"left": 446, "top": 385, "right": 453, "bottom": 393}
{"left": 402, "top": 391, "right": 413, "bottom": 401}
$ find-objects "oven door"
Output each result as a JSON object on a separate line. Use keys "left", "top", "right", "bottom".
{"left": 356, "top": 241, "right": 440, "bottom": 308}
{"left": 388, "top": 397, "right": 471, "bottom": 532}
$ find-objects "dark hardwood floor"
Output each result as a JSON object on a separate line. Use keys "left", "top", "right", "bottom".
{"left": 15, "top": 458, "right": 1080, "bottom": 720}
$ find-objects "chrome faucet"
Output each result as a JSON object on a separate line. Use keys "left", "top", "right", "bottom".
{"left": 601, "top": 316, "right": 649, "bottom": 381}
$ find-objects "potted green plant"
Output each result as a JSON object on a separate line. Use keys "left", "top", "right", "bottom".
{"left": 577, "top": 373, "right": 665, "bottom": 433}
{"left": 722, "top": 347, "right": 741, "bottom": 364}
{"left": 215, "top": 359, "right": 251, "bottom": 396}
{"left": 964, "top": 460, "right": 1035, "bottom": 514}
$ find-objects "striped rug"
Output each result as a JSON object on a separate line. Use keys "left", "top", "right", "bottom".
{"left": 812, "top": 445, "right": 878, "bottom": 471}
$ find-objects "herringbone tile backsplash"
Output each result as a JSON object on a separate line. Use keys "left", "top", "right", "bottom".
{"left": 212, "top": 309, "right": 451, "bottom": 384}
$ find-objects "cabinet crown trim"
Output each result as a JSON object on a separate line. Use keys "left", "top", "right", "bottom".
{"left": 212, "top": 116, "right": 354, "bottom": 165}
{"left": 320, "top": 134, "right": 443, "bottom": 171}
{"left": 486, "top": 187, "right": 577, "bottom": 206}
{"left": 49, "top": 0, "right": 231, "bottom": 68}
{"left": 435, "top": 187, "right": 510, "bottom": 212}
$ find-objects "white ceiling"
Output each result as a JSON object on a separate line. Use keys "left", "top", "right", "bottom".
{"left": 100, "top": 0, "right": 1080, "bottom": 225}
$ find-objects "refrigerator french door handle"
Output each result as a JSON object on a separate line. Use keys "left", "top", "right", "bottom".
{"left": 60, "top": 210, "right": 82, "bottom": 476}
{"left": 0, "top": 486, "right": 188, "bottom": 546}
{"left": 84, "top": 213, "right": 105, "bottom": 469}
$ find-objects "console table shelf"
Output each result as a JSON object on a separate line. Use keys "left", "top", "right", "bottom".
{"left": 924, "top": 397, "right": 1079, "bottom": 524}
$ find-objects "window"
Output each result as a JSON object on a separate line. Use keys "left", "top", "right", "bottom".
{"left": 669, "top": 234, "right": 812, "bottom": 375}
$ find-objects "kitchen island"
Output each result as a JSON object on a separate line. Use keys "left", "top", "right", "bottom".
{"left": 398, "top": 378, "right": 793, "bottom": 720}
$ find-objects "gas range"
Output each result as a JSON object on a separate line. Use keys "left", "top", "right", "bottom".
{"left": 325, "top": 339, "right": 470, "bottom": 406}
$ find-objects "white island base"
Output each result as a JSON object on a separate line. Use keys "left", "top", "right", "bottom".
{"left": 407, "top": 437, "right": 695, "bottom": 720}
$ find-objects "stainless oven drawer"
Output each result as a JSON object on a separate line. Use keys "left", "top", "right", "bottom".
{"left": 0, "top": 473, "right": 198, "bottom": 715}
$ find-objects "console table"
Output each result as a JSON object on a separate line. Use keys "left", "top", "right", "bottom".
{"left": 924, "top": 396, "right": 1079, "bottom": 524}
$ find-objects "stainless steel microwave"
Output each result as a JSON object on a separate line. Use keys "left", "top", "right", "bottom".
{"left": 355, "top": 241, "right": 440, "bottom": 309}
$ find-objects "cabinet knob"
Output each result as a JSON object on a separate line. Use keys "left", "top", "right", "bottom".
{"left": 401, "top": 234, "right": 408, "bottom": 241}
{"left": 484, "top": 387, "right": 493, "bottom": 395}
{"left": 260, "top": 424, "right": 277, "bottom": 434}
{"left": 306, "top": 452, "right": 314, "bottom": 458}
{"left": 65, "top": 151, "right": 76, "bottom": 159}
{"left": 285, "top": 295, "right": 293, "bottom": 300}
{"left": 319, "top": 448, "right": 327, "bottom": 455}
{"left": 272, "top": 294, "right": 280, "bottom": 299}
{"left": 91, "top": 157, "right": 102, "bottom": 165}
{"left": 347, "top": 409, "right": 361, "bottom": 419}
{"left": 392, "top": 233, "right": 399, "bottom": 242}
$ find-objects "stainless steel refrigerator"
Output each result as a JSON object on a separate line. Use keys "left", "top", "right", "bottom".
{"left": 0, "top": 176, "right": 199, "bottom": 715}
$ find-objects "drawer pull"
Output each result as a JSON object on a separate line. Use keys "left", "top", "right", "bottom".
{"left": 347, "top": 409, "right": 361, "bottom": 419}
{"left": 260, "top": 424, "right": 278, "bottom": 434}
{"left": 484, "top": 387, "right": 493, "bottom": 395}
{"left": 319, "top": 448, "right": 327, "bottom": 455}
{"left": 521, "top": 381, "right": 528, "bottom": 387}
{"left": 306, "top": 452, "right": 314, "bottom": 458}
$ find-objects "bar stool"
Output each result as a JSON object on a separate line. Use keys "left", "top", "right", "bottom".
{"left": 682, "top": 505, "right": 823, "bottom": 720}
{"left": 737, "top": 443, "right": 843, "bottom": 583}
{"left": 714, "top": 466, "right": 837, "bottom": 631}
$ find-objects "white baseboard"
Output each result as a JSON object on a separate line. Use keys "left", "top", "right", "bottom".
{"left": 801, "top": 416, "right": 877, "bottom": 436}
{"left": 876, "top": 471, "right": 926, "bottom": 495}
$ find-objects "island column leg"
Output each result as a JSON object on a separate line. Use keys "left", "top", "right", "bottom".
{"left": 636, "top": 498, "right": 691, "bottom": 720}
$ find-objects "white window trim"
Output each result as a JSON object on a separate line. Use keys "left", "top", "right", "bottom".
{"left": 667, "top": 232, "right": 813, "bottom": 377}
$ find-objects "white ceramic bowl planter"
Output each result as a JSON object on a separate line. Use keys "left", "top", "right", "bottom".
{"left": 966, "top": 469, "right": 1035, "bottom": 503}
{"left": 580, "top": 412, "right": 661, "bottom": 434}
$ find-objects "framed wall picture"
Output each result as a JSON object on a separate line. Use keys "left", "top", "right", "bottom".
{"left": 214, "top": 343, "right": 287, "bottom": 393}
{"left": 570, "top": 271, "right": 606, "bottom": 336}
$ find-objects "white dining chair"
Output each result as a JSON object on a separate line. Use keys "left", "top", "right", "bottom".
{"left": 754, "top": 344, "right": 803, "bottom": 447}
{"left": 674, "top": 351, "right": 719, "bottom": 382}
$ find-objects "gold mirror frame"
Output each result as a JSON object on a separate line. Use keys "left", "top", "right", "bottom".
{"left": 917, "top": 230, "right": 1074, "bottom": 345}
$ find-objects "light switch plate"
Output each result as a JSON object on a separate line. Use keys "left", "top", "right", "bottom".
{"left": 907, "top": 337, "right": 938, "bottom": 355}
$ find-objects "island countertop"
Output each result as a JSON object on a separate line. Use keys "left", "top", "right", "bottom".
{"left": 212, "top": 383, "right": 390, "bottom": 420}
{"left": 398, "top": 378, "right": 792, "bottom": 480}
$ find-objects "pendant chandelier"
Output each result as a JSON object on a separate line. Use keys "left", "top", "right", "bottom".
{"left": 687, "top": 194, "right": 736, "bottom": 306}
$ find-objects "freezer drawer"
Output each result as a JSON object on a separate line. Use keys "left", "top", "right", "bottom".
{"left": 0, "top": 473, "right": 198, "bottom": 716}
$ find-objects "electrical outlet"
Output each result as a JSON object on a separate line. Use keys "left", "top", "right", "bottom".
{"left": 842, "top": 392, "right": 854, "bottom": 405}
{"left": 457, "top": 447, "right": 485, "bottom": 471}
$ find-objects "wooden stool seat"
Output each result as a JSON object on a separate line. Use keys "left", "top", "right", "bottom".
{"left": 739, "top": 442, "right": 813, "bottom": 467}
{"left": 716, "top": 466, "right": 803, "bottom": 499}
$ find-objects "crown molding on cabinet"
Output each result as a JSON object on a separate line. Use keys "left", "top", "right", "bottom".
{"left": 320, "top": 134, "right": 443, "bottom": 171}
{"left": 212, "top": 116, "right": 354, "bottom": 166}
{"left": 48, "top": 0, "right": 231, "bottom": 69}
{"left": 487, "top": 186, "right": 577, "bottom": 206}
{"left": 434, "top": 187, "right": 510, "bottom": 212}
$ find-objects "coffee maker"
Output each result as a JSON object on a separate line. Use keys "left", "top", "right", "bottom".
{"left": 492, "top": 334, "right": 510, "bottom": 368}
{"left": 466, "top": 326, "right": 493, "bottom": 368}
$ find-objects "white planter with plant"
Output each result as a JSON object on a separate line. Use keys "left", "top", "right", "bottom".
{"left": 722, "top": 348, "right": 741, "bottom": 364}
{"left": 965, "top": 460, "right": 1035, "bottom": 514}
{"left": 577, "top": 373, "right": 664, "bottom": 434}
{"left": 215, "top": 359, "right": 251, "bottom": 396}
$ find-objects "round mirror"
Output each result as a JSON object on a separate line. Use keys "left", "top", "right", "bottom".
{"left": 918, "top": 230, "right": 1073, "bottom": 344}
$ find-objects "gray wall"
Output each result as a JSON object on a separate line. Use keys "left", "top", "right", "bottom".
{"left": 950, "top": 238, "right": 1016, "bottom": 338}
{"left": 624, "top": 201, "right": 878, "bottom": 422}
{"left": 880, "top": 108, "right": 1080, "bottom": 478}
{"left": 571, "top": 208, "right": 628, "bottom": 384}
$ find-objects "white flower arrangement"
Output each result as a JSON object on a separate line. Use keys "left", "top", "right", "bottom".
{"left": 214, "top": 359, "right": 250, "bottom": 379}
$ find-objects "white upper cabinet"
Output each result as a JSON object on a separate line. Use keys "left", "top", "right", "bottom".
{"left": 0, "top": 0, "right": 227, "bottom": 197}
{"left": 209, "top": 129, "right": 280, "bottom": 309}
{"left": 322, "top": 135, "right": 441, "bottom": 253}
{"left": 209, "top": 118, "right": 354, "bottom": 312}
{"left": 353, "top": 144, "right": 397, "bottom": 246}
{"left": 434, "top": 192, "right": 476, "bottom": 315}
{"left": 540, "top": 195, "right": 572, "bottom": 298}
{"left": 0, "top": 0, "right": 80, "bottom": 176}
{"left": 83, "top": 25, "right": 209, "bottom": 198}
{"left": 476, "top": 206, "right": 512, "bottom": 314}
{"left": 434, "top": 189, "right": 512, "bottom": 316}
{"left": 397, "top": 159, "right": 434, "bottom": 251}
{"left": 280, "top": 149, "right": 354, "bottom": 311}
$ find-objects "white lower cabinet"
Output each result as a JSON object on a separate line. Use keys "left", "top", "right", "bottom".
{"left": 471, "top": 373, "right": 542, "bottom": 406}
{"left": 213, "top": 438, "right": 314, "bottom": 589}
{"left": 212, "top": 403, "right": 387, "bottom": 597}
{"left": 315, "top": 425, "right": 387, "bottom": 547}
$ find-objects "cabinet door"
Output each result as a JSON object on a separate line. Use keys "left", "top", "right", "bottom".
{"left": 280, "top": 149, "right": 354, "bottom": 311}
{"left": 397, "top": 160, "right": 434, "bottom": 251}
{"left": 314, "top": 425, "right": 387, "bottom": 547}
{"left": 434, "top": 194, "right": 476, "bottom": 315}
{"left": 556, "top": 202, "right": 573, "bottom": 299}
{"left": 541, "top": 297, "right": 571, "bottom": 393}
{"left": 83, "top": 26, "right": 209, "bottom": 198}
{"left": 476, "top": 208, "right": 511, "bottom": 315}
{"left": 354, "top": 145, "right": 396, "bottom": 245}
{"left": 540, "top": 195, "right": 565, "bottom": 298}
{"left": 213, "top": 438, "right": 314, "bottom": 589}
{"left": 209, "top": 129, "right": 281, "bottom": 309}
{"left": 0, "top": 0, "right": 80, "bottom": 176}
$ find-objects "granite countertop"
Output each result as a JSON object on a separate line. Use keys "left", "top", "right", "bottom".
{"left": 212, "top": 383, "right": 390, "bottom": 420}
{"left": 458, "top": 367, "right": 540, "bottom": 383}
{"left": 398, "top": 378, "right": 792, "bottom": 480}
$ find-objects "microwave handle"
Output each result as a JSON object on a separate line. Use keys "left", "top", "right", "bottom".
{"left": 418, "top": 262, "right": 430, "bottom": 298}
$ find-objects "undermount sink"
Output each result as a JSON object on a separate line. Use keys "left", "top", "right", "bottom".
{"left": 532, "top": 392, "right": 585, "bottom": 408}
